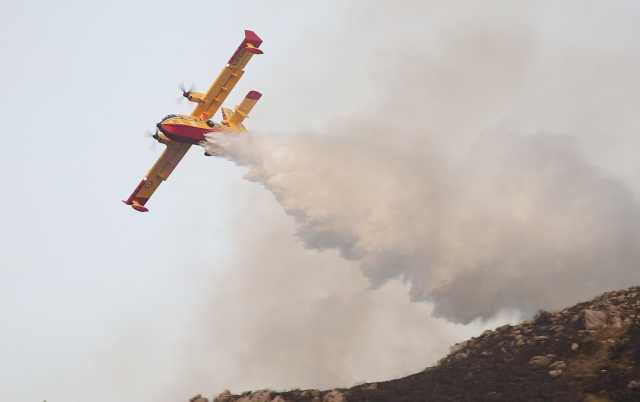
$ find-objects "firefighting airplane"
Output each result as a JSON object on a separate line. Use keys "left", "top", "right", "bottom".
{"left": 123, "top": 30, "right": 263, "bottom": 212}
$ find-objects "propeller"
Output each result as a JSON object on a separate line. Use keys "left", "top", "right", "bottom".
{"left": 177, "top": 82, "right": 195, "bottom": 103}
{"left": 144, "top": 130, "right": 158, "bottom": 151}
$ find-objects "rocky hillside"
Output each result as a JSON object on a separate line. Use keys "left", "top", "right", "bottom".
{"left": 191, "top": 287, "right": 640, "bottom": 402}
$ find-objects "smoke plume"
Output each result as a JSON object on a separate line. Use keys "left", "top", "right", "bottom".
{"left": 199, "top": 0, "right": 640, "bottom": 326}
{"left": 205, "top": 125, "right": 640, "bottom": 324}
{"left": 192, "top": 0, "right": 640, "bottom": 394}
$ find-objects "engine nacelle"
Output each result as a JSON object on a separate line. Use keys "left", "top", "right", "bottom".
{"left": 185, "top": 91, "right": 206, "bottom": 104}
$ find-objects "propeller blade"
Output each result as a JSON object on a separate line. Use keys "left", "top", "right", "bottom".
{"left": 144, "top": 130, "right": 159, "bottom": 151}
{"left": 179, "top": 82, "right": 194, "bottom": 95}
{"left": 177, "top": 82, "right": 197, "bottom": 104}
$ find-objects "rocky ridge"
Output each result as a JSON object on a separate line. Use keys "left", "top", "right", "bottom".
{"left": 190, "top": 286, "right": 640, "bottom": 402}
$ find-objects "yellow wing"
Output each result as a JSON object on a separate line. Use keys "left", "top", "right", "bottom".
{"left": 123, "top": 142, "right": 191, "bottom": 212}
{"left": 190, "top": 30, "right": 263, "bottom": 121}
{"left": 124, "top": 30, "right": 263, "bottom": 212}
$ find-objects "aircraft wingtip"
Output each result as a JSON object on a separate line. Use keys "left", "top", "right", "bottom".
{"left": 247, "top": 90, "right": 262, "bottom": 100}
{"left": 244, "top": 30, "right": 263, "bottom": 47}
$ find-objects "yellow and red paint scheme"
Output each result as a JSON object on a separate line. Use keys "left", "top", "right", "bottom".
{"left": 155, "top": 115, "right": 222, "bottom": 145}
{"left": 123, "top": 30, "right": 264, "bottom": 212}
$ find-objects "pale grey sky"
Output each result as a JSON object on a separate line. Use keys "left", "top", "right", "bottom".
{"left": 0, "top": 2, "right": 396, "bottom": 401}
{"left": 2, "top": 1, "right": 640, "bottom": 402}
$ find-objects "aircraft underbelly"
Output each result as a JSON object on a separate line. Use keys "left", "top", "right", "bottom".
{"left": 158, "top": 117, "right": 220, "bottom": 145}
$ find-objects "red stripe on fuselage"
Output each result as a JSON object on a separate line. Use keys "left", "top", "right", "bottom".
{"left": 159, "top": 123, "right": 220, "bottom": 145}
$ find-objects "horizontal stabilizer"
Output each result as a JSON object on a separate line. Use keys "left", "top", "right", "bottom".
{"left": 221, "top": 107, "right": 233, "bottom": 122}
{"left": 224, "top": 90, "right": 262, "bottom": 132}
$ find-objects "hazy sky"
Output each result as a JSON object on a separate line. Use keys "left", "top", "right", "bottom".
{"left": 2, "top": 1, "right": 640, "bottom": 402}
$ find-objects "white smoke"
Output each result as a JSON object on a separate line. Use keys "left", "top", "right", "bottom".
{"left": 199, "top": 0, "right": 640, "bottom": 326}
{"left": 205, "top": 124, "right": 640, "bottom": 324}
{"left": 186, "top": 0, "right": 640, "bottom": 395}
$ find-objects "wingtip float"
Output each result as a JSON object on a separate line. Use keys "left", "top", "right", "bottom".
{"left": 123, "top": 30, "right": 264, "bottom": 213}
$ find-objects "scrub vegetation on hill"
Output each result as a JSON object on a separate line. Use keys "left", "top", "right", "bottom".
{"left": 190, "top": 287, "right": 640, "bottom": 402}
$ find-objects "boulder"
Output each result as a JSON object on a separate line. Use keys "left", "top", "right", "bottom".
{"left": 231, "top": 390, "right": 273, "bottom": 402}
{"left": 529, "top": 355, "right": 552, "bottom": 367}
{"left": 610, "top": 315, "right": 623, "bottom": 328}
{"left": 449, "top": 340, "right": 470, "bottom": 355}
{"left": 301, "top": 390, "right": 321, "bottom": 398}
{"left": 323, "top": 390, "right": 345, "bottom": 402}
{"left": 549, "top": 361, "right": 566, "bottom": 370}
{"left": 453, "top": 351, "right": 469, "bottom": 360}
{"left": 583, "top": 309, "right": 608, "bottom": 329}
{"left": 214, "top": 391, "right": 233, "bottom": 402}
{"left": 247, "top": 391, "right": 273, "bottom": 402}
{"left": 628, "top": 380, "right": 640, "bottom": 390}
